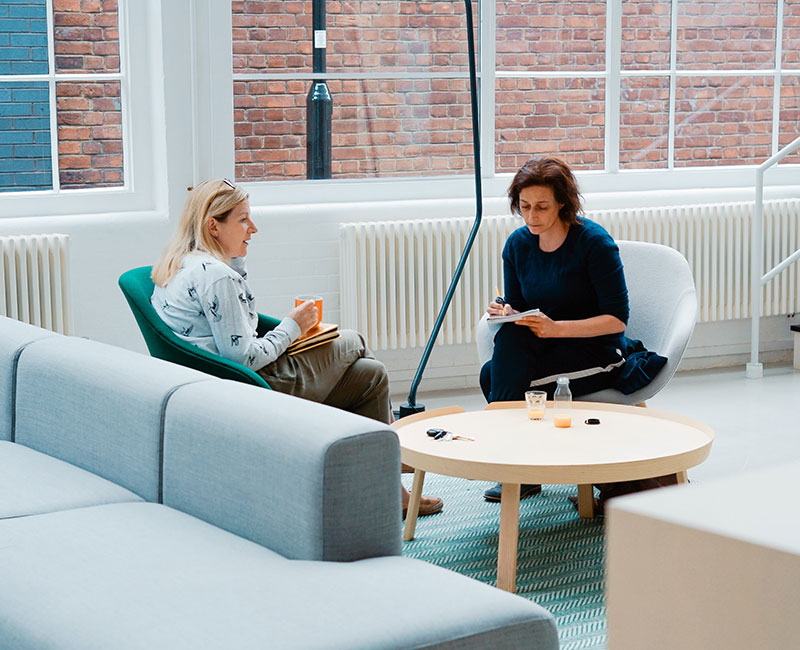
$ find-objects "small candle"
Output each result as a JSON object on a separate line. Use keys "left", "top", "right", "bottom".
{"left": 528, "top": 409, "right": 544, "bottom": 420}
{"left": 553, "top": 415, "right": 572, "bottom": 428}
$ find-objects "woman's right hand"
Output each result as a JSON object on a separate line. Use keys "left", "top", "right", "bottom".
{"left": 288, "top": 300, "right": 319, "bottom": 335}
{"left": 486, "top": 301, "right": 516, "bottom": 318}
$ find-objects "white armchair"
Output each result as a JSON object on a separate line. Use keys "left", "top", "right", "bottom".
{"left": 476, "top": 240, "right": 698, "bottom": 406}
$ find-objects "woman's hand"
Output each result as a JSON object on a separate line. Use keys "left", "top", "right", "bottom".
{"left": 486, "top": 301, "right": 517, "bottom": 318}
{"left": 514, "top": 310, "right": 560, "bottom": 338}
{"left": 288, "top": 300, "right": 319, "bottom": 336}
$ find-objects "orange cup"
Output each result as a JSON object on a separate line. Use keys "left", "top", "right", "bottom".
{"left": 553, "top": 415, "right": 572, "bottom": 428}
{"left": 295, "top": 294, "right": 323, "bottom": 328}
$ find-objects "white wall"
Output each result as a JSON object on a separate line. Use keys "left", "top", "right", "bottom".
{"left": 0, "top": 211, "right": 170, "bottom": 348}
{"left": 1, "top": 190, "right": 797, "bottom": 396}
{"left": 240, "top": 189, "right": 799, "bottom": 396}
{"left": 1, "top": 0, "right": 797, "bottom": 398}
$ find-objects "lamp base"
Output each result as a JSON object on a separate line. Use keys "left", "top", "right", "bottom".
{"left": 398, "top": 403, "right": 426, "bottom": 419}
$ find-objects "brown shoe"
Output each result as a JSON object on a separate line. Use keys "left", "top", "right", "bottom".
{"left": 402, "top": 495, "right": 443, "bottom": 519}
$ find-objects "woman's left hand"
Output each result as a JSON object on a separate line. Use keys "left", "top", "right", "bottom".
{"left": 514, "top": 311, "right": 560, "bottom": 338}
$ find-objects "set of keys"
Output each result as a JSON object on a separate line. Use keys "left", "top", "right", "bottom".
{"left": 426, "top": 428, "right": 475, "bottom": 442}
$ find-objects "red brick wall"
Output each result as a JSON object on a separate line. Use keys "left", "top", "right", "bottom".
{"left": 496, "top": 0, "right": 606, "bottom": 70}
{"left": 53, "top": 0, "right": 122, "bottom": 189}
{"left": 232, "top": 0, "right": 799, "bottom": 181}
{"left": 495, "top": 77, "right": 605, "bottom": 173}
{"left": 621, "top": 1, "right": 671, "bottom": 69}
{"left": 785, "top": 0, "right": 800, "bottom": 67}
{"left": 56, "top": 81, "right": 122, "bottom": 188}
{"left": 232, "top": 1, "right": 471, "bottom": 74}
{"left": 674, "top": 76, "right": 773, "bottom": 166}
{"left": 620, "top": 76, "right": 669, "bottom": 169}
{"left": 234, "top": 77, "right": 474, "bottom": 179}
{"left": 780, "top": 75, "right": 800, "bottom": 165}
{"left": 676, "top": 0, "right": 776, "bottom": 69}
{"left": 233, "top": 1, "right": 475, "bottom": 181}
{"left": 782, "top": 1, "right": 800, "bottom": 164}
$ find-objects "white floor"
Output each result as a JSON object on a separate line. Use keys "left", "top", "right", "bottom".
{"left": 392, "top": 363, "right": 800, "bottom": 484}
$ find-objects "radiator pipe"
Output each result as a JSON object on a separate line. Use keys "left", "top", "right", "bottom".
{"left": 399, "top": 0, "right": 482, "bottom": 418}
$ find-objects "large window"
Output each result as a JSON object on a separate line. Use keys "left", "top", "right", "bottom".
{"left": 232, "top": 1, "right": 475, "bottom": 181}
{"left": 0, "top": 0, "right": 126, "bottom": 194}
{"left": 231, "top": 0, "right": 800, "bottom": 190}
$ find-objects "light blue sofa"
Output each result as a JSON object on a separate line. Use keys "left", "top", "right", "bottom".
{"left": 0, "top": 316, "right": 558, "bottom": 650}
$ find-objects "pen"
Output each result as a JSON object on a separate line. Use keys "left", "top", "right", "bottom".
{"left": 494, "top": 285, "right": 506, "bottom": 305}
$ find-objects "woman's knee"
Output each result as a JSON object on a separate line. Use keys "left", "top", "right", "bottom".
{"left": 479, "top": 361, "right": 492, "bottom": 401}
{"left": 353, "top": 358, "right": 389, "bottom": 394}
{"left": 335, "top": 329, "right": 370, "bottom": 359}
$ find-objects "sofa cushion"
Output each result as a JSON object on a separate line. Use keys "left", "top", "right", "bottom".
{"left": 0, "top": 441, "right": 143, "bottom": 518}
{"left": 0, "top": 502, "right": 558, "bottom": 650}
{"left": 0, "top": 317, "right": 57, "bottom": 442}
{"left": 163, "top": 380, "right": 401, "bottom": 562}
{"left": 14, "top": 336, "right": 213, "bottom": 502}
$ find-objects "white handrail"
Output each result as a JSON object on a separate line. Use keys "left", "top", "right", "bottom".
{"left": 747, "top": 134, "right": 800, "bottom": 379}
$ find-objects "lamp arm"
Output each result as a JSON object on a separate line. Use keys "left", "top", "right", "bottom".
{"left": 400, "top": 0, "right": 483, "bottom": 417}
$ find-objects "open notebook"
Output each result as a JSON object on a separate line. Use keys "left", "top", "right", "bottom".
{"left": 486, "top": 308, "right": 540, "bottom": 324}
{"left": 286, "top": 322, "right": 340, "bottom": 356}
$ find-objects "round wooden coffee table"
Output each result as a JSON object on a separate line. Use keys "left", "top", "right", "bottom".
{"left": 393, "top": 401, "right": 714, "bottom": 593}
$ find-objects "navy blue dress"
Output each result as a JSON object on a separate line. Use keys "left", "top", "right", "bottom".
{"left": 481, "top": 218, "right": 660, "bottom": 401}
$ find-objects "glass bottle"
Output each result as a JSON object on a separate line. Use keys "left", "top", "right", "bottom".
{"left": 553, "top": 376, "right": 572, "bottom": 427}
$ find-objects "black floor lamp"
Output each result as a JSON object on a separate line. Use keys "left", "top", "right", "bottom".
{"left": 399, "top": 0, "right": 483, "bottom": 418}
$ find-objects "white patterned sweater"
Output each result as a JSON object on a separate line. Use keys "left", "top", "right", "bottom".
{"left": 151, "top": 251, "right": 300, "bottom": 370}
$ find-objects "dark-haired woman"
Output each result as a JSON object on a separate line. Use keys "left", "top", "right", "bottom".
{"left": 480, "top": 157, "right": 665, "bottom": 504}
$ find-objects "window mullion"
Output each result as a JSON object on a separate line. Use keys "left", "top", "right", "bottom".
{"left": 668, "top": 0, "right": 678, "bottom": 169}
{"left": 605, "top": 0, "right": 622, "bottom": 173}
{"left": 45, "top": 0, "right": 59, "bottom": 192}
{"left": 772, "top": 0, "right": 786, "bottom": 155}
{"left": 117, "top": 0, "right": 132, "bottom": 190}
{"left": 480, "top": 0, "right": 496, "bottom": 178}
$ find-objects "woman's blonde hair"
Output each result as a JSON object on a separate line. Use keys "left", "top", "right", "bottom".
{"left": 152, "top": 179, "right": 249, "bottom": 286}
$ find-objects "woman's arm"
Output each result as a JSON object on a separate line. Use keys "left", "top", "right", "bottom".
{"left": 202, "top": 277, "right": 300, "bottom": 368}
{"left": 514, "top": 312, "right": 626, "bottom": 338}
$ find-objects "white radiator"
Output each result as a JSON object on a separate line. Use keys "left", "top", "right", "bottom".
{"left": 0, "top": 234, "right": 72, "bottom": 334}
{"left": 340, "top": 199, "right": 800, "bottom": 350}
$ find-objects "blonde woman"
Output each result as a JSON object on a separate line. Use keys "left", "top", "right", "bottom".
{"left": 151, "top": 179, "right": 442, "bottom": 517}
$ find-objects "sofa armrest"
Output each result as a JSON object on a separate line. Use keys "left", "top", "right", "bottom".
{"left": 161, "top": 380, "right": 401, "bottom": 562}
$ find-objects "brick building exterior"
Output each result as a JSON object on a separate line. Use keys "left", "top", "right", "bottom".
{"left": 54, "top": 0, "right": 122, "bottom": 189}
{"left": 0, "top": 1, "right": 51, "bottom": 191}
{"left": 233, "top": 0, "right": 800, "bottom": 182}
{"left": 0, "top": 1, "right": 796, "bottom": 191}
{"left": 0, "top": 0, "right": 121, "bottom": 193}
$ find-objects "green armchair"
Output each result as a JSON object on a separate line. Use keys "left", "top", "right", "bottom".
{"left": 119, "top": 266, "right": 276, "bottom": 389}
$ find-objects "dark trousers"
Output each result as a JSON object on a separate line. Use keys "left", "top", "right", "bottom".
{"left": 481, "top": 323, "right": 624, "bottom": 402}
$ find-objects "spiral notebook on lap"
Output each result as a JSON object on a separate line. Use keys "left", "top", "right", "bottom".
{"left": 286, "top": 322, "right": 339, "bottom": 356}
{"left": 486, "top": 308, "right": 540, "bottom": 324}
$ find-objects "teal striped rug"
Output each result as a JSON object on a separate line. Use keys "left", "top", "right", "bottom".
{"left": 402, "top": 474, "right": 606, "bottom": 650}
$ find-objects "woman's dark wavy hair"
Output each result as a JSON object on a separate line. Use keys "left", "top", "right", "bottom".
{"left": 508, "top": 157, "right": 583, "bottom": 226}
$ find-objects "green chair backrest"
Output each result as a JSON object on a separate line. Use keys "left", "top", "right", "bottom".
{"left": 118, "top": 266, "right": 272, "bottom": 389}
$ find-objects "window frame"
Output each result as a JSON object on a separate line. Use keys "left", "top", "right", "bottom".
{"left": 0, "top": 0, "right": 159, "bottom": 219}
{"left": 222, "top": 0, "right": 800, "bottom": 207}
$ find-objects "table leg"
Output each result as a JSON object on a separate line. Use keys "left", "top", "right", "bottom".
{"left": 676, "top": 470, "right": 689, "bottom": 484}
{"left": 497, "top": 482, "right": 521, "bottom": 593}
{"left": 578, "top": 484, "right": 595, "bottom": 518}
{"left": 403, "top": 469, "right": 426, "bottom": 541}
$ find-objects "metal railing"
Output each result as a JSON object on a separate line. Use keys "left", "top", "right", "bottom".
{"left": 747, "top": 134, "right": 800, "bottom": 378}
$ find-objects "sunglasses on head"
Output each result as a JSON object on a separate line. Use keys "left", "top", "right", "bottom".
{"left": 221, "top": 178, "right": 236, "bottom": 190}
